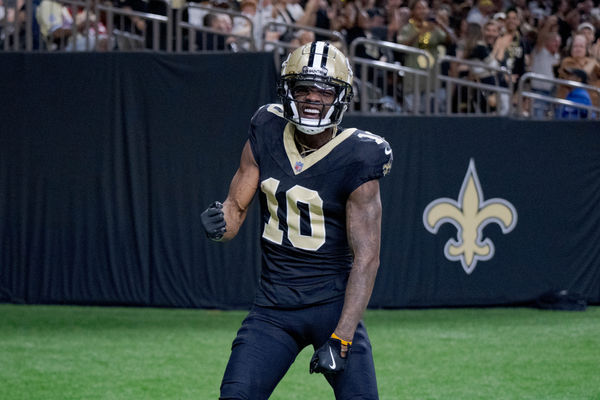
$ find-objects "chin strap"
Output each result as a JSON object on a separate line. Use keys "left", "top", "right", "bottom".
{"left": 296, "top": 124, "right": 327, "bottom": 135}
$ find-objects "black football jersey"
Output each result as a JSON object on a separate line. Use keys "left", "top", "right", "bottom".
{"left": 248, "top": 104, "right": 393, "bottom": 307}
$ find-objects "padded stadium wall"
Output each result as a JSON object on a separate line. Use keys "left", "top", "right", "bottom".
{"left": 1, "top": 53, "right": 599, "bottom": 308}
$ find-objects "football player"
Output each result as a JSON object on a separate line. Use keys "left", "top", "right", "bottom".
{"left": 201, "top": 41, "right": 392, "bottom": 400}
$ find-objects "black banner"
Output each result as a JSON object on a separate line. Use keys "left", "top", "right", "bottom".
{"left": 344, "top": 115, "right": 600, "bottom": 307}
{"left": 0, "top": 53, "right": 274, "bottom": 308}
{"left": 1, "top": 53, "right": 599, "bottom": 308}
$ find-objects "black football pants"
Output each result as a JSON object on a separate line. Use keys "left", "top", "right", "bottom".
{"left": 219, "top": 299, "right": 378, "bottom": 399}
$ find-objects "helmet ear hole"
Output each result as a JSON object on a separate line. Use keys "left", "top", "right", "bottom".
{"left": 277, "top": 79, "right": 290, "bottom": 100}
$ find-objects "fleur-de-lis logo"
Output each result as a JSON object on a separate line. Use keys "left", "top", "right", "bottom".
{"left": 423, "top": 159, "right": 518, "bottom": 274}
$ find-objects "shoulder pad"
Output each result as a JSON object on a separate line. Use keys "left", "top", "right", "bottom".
{"left": 251, "top": 104, "right": 285, "bottom": 125}
{"left": 351, "top": 129, "right": 393, "bottom": 177}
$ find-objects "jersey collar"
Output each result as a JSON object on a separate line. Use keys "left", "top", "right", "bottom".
{"left": 283, "top": 123, "right": 355, "bottom": 175}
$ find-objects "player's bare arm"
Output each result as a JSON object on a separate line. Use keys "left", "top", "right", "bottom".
{"left": 335, "top": 179, "right": 382, "bottom": 345}
{"left": 201, "top": 140, "right": 259, "bottom": 242}
{"left": 220, "top": 140, "right": 259, "bottom": 241}
{"left": 309, "top": 179, "right": 382, "bottom": 375}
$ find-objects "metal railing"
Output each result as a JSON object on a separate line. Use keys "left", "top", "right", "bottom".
{"left": 516, "top": 72, "right": 600, "bottom": 120}
{"left": 0, "top": 0, "right": 35, "bottom": 50}
{"left": 4, "top": 1, "right": 600, "bottom": 120}
{"left": 435, "top": 55, "right": 513, "bottom": 116}
{"left": 99, "top": 3, "right": 169, "bottom": 51}
{"left": 37, "top": 0, "right": 99, "bottom": 51}
{"left": 177, "top": 3, "right": 256, "bottom": 52}
{"left": 349, "top": 38, "right": 432, "bottom": 115}
{"left": 16, "top": 0, "right": 255, "bottom": 52}
{"left": 262, "top": 21, "right": 346, "bottom": 72}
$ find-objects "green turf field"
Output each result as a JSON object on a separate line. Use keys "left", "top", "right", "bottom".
{"left": 1, "top": 304, "right": 599, "bottom": 399}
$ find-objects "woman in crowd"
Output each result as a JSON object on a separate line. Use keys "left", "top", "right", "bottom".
{"left": 557, "top": 33, "right": 600, "bottom": 106}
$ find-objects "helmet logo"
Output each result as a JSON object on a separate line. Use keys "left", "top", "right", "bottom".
{"left": 302, "top": 65, "right": 328, "bottom": 77}
{"left": 423, "top": 159, "right": 518, "bottom": 274}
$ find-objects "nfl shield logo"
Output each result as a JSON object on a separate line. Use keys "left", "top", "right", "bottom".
{"left": 294, "top": 161, "right": 304, "bottom": 172}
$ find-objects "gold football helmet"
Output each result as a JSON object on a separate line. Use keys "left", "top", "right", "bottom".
{"left": 278, "top": 41, "right": 354, "bottom": 135}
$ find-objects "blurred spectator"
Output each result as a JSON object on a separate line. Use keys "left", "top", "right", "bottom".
{"left": 591, "top": 34, "right": 600, "bottom": 62}
{"left": 577, "top": 22, "right": 596, "bottom": 49}
{"left": 270, "top": 0, "right": 297, "bottom": 37}
{"left": 463, "top": 22, "right": 491, "bottom": 69}
{"left": 383, "top": 0, "right": 409, "bottom": 42}
{"left": 188, "top": 0, "right": 214, "bottom": 27}
{"left": 218, "top": 12, "right": 233, "bottom": 32}
{"left": 308, "top": 0, "right": 336, "bottom": 41}
{"left": 111, "top": 0, "right": 147, "bottom": 50}
{"left": 231, "top": 0, "right": 257, "bottom": 40}
{"left": 553, "top": 0, "right": 575, "bottom": 53}
{"left": 527, "top": 1, "right": 552, "bottom": 21}
{"left": 492, "top": 7, "right": 529, "bottom": 85}
{"left": 491, "top": 11, "right": 505, "bottom": 34}
{"left": 36, "top": 0, "right": 108, "bottom": 50}
{"left": 453, "top": 16, "right": 468, "bottom": 57}
{"left": 432, "top": 2, "right": 456, "bottom": 75}
{"left": 289, "top": 28, "right": 314, "bottom": 48}
{"left": 453, "top": 21, "right": 504, "bottom": 113}
{"left": 0, "top": 0, "right": 40, "bottom": 49}
{"left": 451, "top": 0, "right": 473, "bottom": 20}
{"left": 483, "top": 18, "right": 500, "bottom": 48}
{"left": 197, "top": 11, "right": 234, "bottom": 50}
{"left": 530, "top": 16, "right": 562, "bottom": 118}
{"left": 557, "top": 33, "right": 600, "bottom": 105}
{"left": 145, "top": 0, "right": 190, "bottom": 50}
{"left": 480, "top": 19, "right": 505, "bottom": 94}
{"left": 466, "top": 0, "right": 495, "bottom": 27}
{"left": 258, "top": 0, "right": 309, "bottom": 50}
{"left": 285, "top": 0, "right": 304, "bottom": 21}
{"left": 454, "top": 22, "right": 487, "bottom": 112}
{"left": 397, "top": 0, "right": 451, "bottom": 112}
{"left": 566, "top": 0, "right": 595, "bottom": 27}
{"left": 557, "top": 68, "right": 592, "bottom": 119}
{"left": 337, "top": 0, "right": 370, "bottom": 56}
{"left": 262, "top": 0, "right": 323, "bottom": 45}
{"left": 434, "top": 3, "right": 456, "bottom": 45}
{"left": 366, "top": 6, "right": 387, "bottom": 42}
{"left": 563, "top": 20, "right": 597, "bottom": 55}
{"left": 112, "top": 0, "right": 146, "bottom": 32}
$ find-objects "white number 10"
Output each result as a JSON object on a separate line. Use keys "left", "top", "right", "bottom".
{"left": 260, "top": 178, "right": 326, "bottom": 251}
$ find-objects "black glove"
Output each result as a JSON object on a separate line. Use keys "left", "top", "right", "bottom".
{"left": 201, "top": 201, "right": 226, "bottom": 241}
{"left": 310, "top": 335, "right": 351, "bottom": 375}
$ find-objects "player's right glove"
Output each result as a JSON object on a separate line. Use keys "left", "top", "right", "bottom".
{"left": 201, "top": 201, "right": 226, "bottom": 241}
{"left": 309, "top": 334, "right": 351, "bottom": 375}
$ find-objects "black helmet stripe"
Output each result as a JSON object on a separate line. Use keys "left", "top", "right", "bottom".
{"left": 321, "top": 42, "right": 330, "bottom": 69}
{"left": 306, "top": 42, "right": 330, "bottom": 72}
{"left": 307, "top": 42, "right": 317, "bottom": 69}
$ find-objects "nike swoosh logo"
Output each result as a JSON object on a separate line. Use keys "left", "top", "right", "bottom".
{"left": 385, "top": 147, "right": 392, "bottom": 155}
{"left": 328, "top": 346, "right": 336, "bottom": 369}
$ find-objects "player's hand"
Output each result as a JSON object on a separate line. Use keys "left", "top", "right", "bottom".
{"left": 309, "top": 334, "right": 351, "bottom": 375}
{"left": 201, "top": 201, "right": 226, "bottom": 241}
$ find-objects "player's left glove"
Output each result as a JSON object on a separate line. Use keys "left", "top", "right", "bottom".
{"left": 309, "top": 333, "right": 352, "bottom": 375}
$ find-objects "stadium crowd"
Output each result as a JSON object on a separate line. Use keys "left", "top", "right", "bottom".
{"left": 2, "top": 0, "right": 600, "bottom": 115}
{"left": 185, "top": 0, "right": 600, "bottom": 115}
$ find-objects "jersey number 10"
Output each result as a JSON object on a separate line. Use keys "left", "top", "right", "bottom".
{"left": 261, "top": 178, "right": 326, "bottom": 251}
